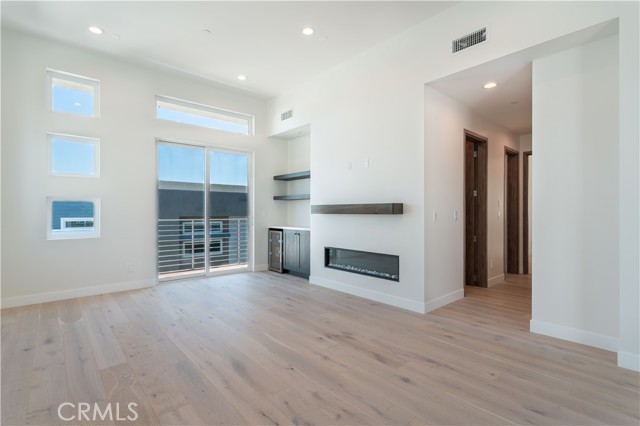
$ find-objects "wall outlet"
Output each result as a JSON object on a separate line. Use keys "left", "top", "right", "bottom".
{"left": 433, "top": 211, "right": 437, "bottom": 222}
{"left": 490, "top": 259, "right": 494, "bottom": 269}
{"left": 125, "top": 263, "right": 134, "bottom": 273}
{"left": 363, "top": 157, "right": 369, "bottom": 168}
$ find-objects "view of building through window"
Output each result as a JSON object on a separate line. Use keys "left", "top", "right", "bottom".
{"left": 48, "top": 199, "right": 99, "bottom": 240}
{"left": 157, "top": 143, "right": 249, "bottom": 279}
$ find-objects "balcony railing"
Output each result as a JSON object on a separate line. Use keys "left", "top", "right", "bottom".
{"left": 158, "top": 217, "right": 248, "bottom": 278}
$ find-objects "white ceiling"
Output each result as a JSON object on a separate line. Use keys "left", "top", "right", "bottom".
{"left": 1, "top": 1, "right": 454, "bottom": 99}
{"left": 429, "top": 58, "right": 533, "bottom": 135}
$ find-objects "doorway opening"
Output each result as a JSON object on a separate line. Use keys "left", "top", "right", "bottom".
{"left": 464, "top": 130, "right": 488, "bottom": 287}
{"left": 156, "top": 141, "right": 251, "bottom": 281}
{"left": 504, "top": 147, "right": 520, "bottom": 275}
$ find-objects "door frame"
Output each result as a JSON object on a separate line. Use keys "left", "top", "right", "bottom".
{"left": 522, "top": 150, "right": 532, "bottom": 274}
{"left": 463, "top": 130, "right": 488, "bottom": 287}
{"left": 504, "top": 146, "right": 520, "bottom": 275}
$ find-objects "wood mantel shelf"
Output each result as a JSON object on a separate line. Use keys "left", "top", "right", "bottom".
{"left": 311, "top": 203, "right": 403, "bottom": 215}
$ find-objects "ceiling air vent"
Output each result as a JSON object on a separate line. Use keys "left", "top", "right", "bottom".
{"left": 280, "top": 109, "right": 293, "bottom": 121}
{"left": 452, "top": 27, "right": 486, "bottom": 53}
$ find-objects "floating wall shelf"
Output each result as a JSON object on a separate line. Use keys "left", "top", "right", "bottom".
{"left": 311, "top": 203, "right": 403, "bottom": 215}
{"left": 274, "top": 194, "right": 310, "bottom": 201}
{"left": 273, "top": 170, "right": 311, "bottom": 201}
{"left": 273, "top": 170, "right": 311, "bottom": 181}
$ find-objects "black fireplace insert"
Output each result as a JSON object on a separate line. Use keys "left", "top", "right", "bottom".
{"left": 324, "top": 247, "right": 399, "bottom": 282}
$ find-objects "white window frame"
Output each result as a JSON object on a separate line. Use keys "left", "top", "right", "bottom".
{"left": 60, "top": 217, "right": 95, "bottom": 230}
{"left": 210, "top": 238, "right": 223, "bottom": 255}
{"left": 47, "top": 68, "right": 100, "bottom": 117}
{"left": 181, "top": 220, "right": 223, "bottom": 234}
{"left": 182, "top": 238, "right": 224, "bottom": 258}
{"left": 210, "top": 220, "right": 223, "bottom": 233}
{"left": 47, "top": 197, "right": 101, "bottom": 240}
{"left": 47, "top": 133, "right": 100, "bottom": 178}
{"left": 156, "top": 95, "right": 254, "bottom": 135}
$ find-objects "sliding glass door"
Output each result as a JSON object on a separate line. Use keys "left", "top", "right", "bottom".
{"left": 208, "top": 150, "right": 249, "bottom": 269}
{"left": 157, "top": 141, "right": 250, "bottom": 280}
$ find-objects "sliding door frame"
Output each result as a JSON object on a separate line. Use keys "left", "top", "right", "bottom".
{"left": 155, "top": 138, "right": 254, "bottom": 282}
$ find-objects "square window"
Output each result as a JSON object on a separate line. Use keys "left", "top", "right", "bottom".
{"left": 47, "top": 69, "right": 100, "bottom": 117}
{"left": 48, "top": 133, "right": 100, "bottom": 177}
{"left": 47, "top": 198, "right": 100, "bottom": 240}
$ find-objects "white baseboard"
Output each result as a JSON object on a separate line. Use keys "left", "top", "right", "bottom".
{"left": 530, "top": 319, "right": 618, "bottom": 352}
{"left": 618, "top": 351, "right": 640, "bottom": 372}
{"left": 309, "top": 275, "right": 426, "bottom": 314}
{"left": 425, "top": 288, "right": 464, "bottom": 313}
{"left": 488, "top": 274, "right": 505, "bottom": 287}
{"left": 1, "top": 279, "right": 155, "bottom": 309}
{"left": 253, "top": 264, "right": 269, "bottom": 272}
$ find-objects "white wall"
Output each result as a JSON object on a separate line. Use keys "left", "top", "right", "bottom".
{"left": 286, "top": 135, "right": 310, "bottom": 228}
{"left": 531, "top": 35, "right": 619, "bottom": 350}
{"left": 520, "top": 134, "right": 532, "bottom": 260}
{"left": 618, "top": 3, "right": 640, "bottom": 372}
{"left": 528, "top": 156, "right": 532, "bottom": 257}
{"left": 1, "top": 28, "right": 285, "bottom": 306}
{"left": 424, "top": 87, "right": 520, "bottom": 303}
{"left": 266, "top": 1, "right": 638, "bottom": 369}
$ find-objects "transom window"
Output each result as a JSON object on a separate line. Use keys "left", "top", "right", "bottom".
{"left": 47, "top": 69, "right": 100, "bottom": 117}
{"left": 156, "top": 95, "right": 253, "bottom": 135}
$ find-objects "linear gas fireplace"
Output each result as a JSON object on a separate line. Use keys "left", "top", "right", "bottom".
{"left": 325, "top": 247, "right": 399, "bottom": 282}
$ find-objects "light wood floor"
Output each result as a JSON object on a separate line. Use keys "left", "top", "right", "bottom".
{"left": 2, "top": 273, "right": 639, "bottom": 425}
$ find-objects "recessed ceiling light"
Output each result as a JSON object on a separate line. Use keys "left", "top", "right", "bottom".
{"left": 237, "top": 74, "right": 247, "bottom": 81}
{"left": 88, "top": 26, "right": 104, "bottom": 35}
{"left": 302, "top": 27, "right": 315, "bottom": 36}
{"left": 483, "top": 81, "right": 498, "bottom": 89}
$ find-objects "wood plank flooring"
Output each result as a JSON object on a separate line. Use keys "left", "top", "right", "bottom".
{"left": 2, "top": 273, "right": 638, "bottom": 425}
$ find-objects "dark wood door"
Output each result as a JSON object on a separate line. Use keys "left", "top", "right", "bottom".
{"left": 505, "top": 149, "right": 520, "bottom": 274}
{"left": 464, "top": 132, "right": 487, "bottom": 287}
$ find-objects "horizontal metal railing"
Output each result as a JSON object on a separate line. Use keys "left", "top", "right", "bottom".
{"left": 158, "top": 217, "right": 249, "bottom": 277}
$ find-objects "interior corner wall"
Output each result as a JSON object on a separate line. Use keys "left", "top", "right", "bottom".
{"left": 424, "top": 86, "right": 520, "bottom": 307}
{"left": 531, "top": 34, "right": 620, "bottom": 351}
{"left": 1, "top": 28, "right": 284, "bottom": 307}
{"left": 286, "top": 135, "right": 310, "bottom": 228}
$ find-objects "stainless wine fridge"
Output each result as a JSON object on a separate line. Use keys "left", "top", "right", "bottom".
{"left": 268, "top": 228, "right": 283, "bottom": 273}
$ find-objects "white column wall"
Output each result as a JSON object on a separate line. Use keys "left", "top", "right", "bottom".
{"left": 530, "top": 35, "right": 620, "bottom": 350}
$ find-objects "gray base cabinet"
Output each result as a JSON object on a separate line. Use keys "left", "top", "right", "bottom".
{"left": 272, "top": 229, "right": 310, "bottom": 278}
